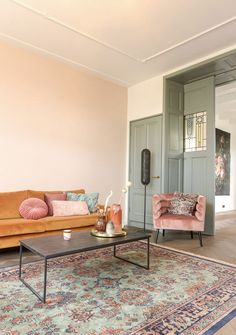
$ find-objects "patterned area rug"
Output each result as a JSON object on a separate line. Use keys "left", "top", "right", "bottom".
{"left": 0, "top": 242, "right": 236, "bottom": 335}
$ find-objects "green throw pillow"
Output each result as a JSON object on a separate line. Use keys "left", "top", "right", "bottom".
{"left": 66, "top": 192, "right": 99, "bottom": 213}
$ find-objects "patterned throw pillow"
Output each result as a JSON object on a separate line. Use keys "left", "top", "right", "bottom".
{"left": 66, "top": 192, "right": 99, "bottom": 213}
{"left": 168, "top": 192, "right": 198, "bottom": 216}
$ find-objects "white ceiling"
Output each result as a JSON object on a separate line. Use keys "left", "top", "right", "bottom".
{"left": 1, "top": 0, "right": 236, "bottom": 86}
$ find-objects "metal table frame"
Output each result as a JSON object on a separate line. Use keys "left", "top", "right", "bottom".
{"left": 19, "top": 244, "right": 49, "bottom": 303}
{"left": 19, "top": 234, "right": 150, "bottom": 303}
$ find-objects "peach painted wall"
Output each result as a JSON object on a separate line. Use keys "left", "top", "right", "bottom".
{"left": 0, "top": 41, "right": 127, "bottom": 203}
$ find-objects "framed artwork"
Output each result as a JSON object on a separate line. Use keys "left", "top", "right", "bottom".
{"left": 215, "top": 128, "right": 231, "bottom": 195}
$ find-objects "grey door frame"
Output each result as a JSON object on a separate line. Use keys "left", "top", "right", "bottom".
{"left": 162, "top": 51, "right": 236, "bottom": 235}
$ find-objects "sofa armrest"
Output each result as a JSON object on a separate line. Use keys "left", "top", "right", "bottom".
{"left": 194, "top": 195, "right": 206, "bottom": 222}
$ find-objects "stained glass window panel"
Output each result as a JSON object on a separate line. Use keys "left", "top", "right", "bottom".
{"left": 184, "top": 112, "right": 207, "bottom": 152}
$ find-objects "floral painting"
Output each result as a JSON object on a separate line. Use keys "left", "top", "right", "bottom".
{"left": 215, "top": 128, "right": 230, "bottom": 195}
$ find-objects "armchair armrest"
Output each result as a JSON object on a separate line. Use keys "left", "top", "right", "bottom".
{"left": 153, "top": 194, "right": 162, "bottom": 220}
{"left": 153, "top": 194, "right": 168, "bottom": 220}
{"left": 194, "top": 195, "right": 206, "bottom": 222}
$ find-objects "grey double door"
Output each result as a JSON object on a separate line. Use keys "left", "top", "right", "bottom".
{"left": 129, "top": 115, "right": 162, "bottom": 230}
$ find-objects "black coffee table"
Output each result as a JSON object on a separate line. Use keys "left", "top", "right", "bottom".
{"left": 19, "top": 230, "right": 151, "bottom": 303}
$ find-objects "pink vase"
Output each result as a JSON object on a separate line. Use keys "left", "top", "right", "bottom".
{"left": 110, "top": 204, "right": 122, "bottom": 233}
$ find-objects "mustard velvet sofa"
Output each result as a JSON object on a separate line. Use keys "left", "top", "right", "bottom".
{"left": 0, "top": 189, "right": 99, "bottom": 249}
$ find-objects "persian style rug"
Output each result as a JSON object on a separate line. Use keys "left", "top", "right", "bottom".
{"left": 0, "top": 242, "right": 236, "bottom": 335}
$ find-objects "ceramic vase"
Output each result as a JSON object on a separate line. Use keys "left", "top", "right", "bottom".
{"left": 95, "top": 216, "right": 106, "bottom": 232}
{"left": 110, "top": 204, "right": 122, "bottom": 233}
{"left": 106, "top": 221, "right": 115, "bottom": 235}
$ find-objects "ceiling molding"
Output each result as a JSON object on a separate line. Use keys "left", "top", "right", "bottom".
{"left": 11, "top": 0, "right": 142, "bottom": 62}
{"left": 0, "top": 31, "right": 130, "bottom": 87}
{"left": 11, "top": 0, "right": 236, "bottom": 64}
{"left": 143, "top": 16, "right": 236, "bottom": 62}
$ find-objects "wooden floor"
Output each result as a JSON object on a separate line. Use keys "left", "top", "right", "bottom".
{"left": 0, "top": 211, "right": 236, "bottom": 334}
{"left": 153, "top": 214, "right": 236, "bottom": 265}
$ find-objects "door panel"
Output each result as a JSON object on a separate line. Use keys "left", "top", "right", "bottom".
{"left": 184, "top": 77, "right": 215, "bottom": 235}
{"left": 184, "top": 156, "right": 207, "bottom": 195}
{"left": 192, "top": 157, "right": 207, "bottom": 194}
{"left": 129, "top": 116, "right": 162, "bottom": 230}
{"left": 168, "top": 158, "right": 183, "bottom": 192}
{"left": 169, "top": 114, "right": 182, "bottom": 151}
{"left": 164, "top": 80, "right": 184, "bottom": 193}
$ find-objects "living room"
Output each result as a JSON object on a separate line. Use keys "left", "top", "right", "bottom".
{"left": 1, "top": 1, "right": 236, "bottom": 334}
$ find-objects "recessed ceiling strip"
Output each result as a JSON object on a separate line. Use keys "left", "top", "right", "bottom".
{"left": 143, "top": 16, "right": 236, "bottom": 63}
{"left": 9, "top": 0, "right": 236, "bottom": 64}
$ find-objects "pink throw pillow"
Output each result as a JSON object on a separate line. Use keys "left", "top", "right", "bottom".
{"left": 19, "top": 198, "right": 48, "bottom": 220}
{"left": 52, "top": 200, "right": 89, "bottom": 216}
{"left": 44, "top": 193, "right": 66, "bottom": 216}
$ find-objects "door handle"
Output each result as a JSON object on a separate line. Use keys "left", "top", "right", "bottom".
{"left": 152, "top": 176, "right": 160, "bottom": 179}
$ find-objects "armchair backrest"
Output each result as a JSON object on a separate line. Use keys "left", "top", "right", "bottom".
{"left": 153, "top": 193, "right": 206, "bottom": 223}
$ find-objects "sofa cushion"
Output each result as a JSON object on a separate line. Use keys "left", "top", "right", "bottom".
{"left": 0, "top": 218, "right": 45, "bottom": 237}
{"left": 67, "top": 189, "right": 85, "bottom": 194}
{"left": 27, "top": 189, "right": 85, "bottom": 200}
{"left": 154, "top": 213, "right": 204, "bottom": 232}
{"left": 44, "top": 193, "right": 66, "bottom": 216}
{"left": 67, "top": 192, "right": 99, "bottom": 213}
{"left": 52, "top": 200, "right": 89, "bottom": 216}
{"left": 27, "top": 190, "right": 62, "bottom": 201}
{"left": 19, "top": 198, "right": 48, "bottom": 220}
{"left": 40, "top": 214, "right": 97, "bottom": 231}
{"left": 0, "top": 190, "right": 28, "bottom": 219}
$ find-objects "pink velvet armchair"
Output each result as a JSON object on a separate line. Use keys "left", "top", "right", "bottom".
{"left": 152, "top": 193, "right": 206, "bottom": 246}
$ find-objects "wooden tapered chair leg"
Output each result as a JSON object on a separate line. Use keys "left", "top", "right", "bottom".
{"left": 155, "top": 229, "right": 160, "bottom": 243}
{"left": 162, "top": 229, "right": 165, "bottom": 237}
{"left": 198, "top": 232, "right": 203, "bottom": 247}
